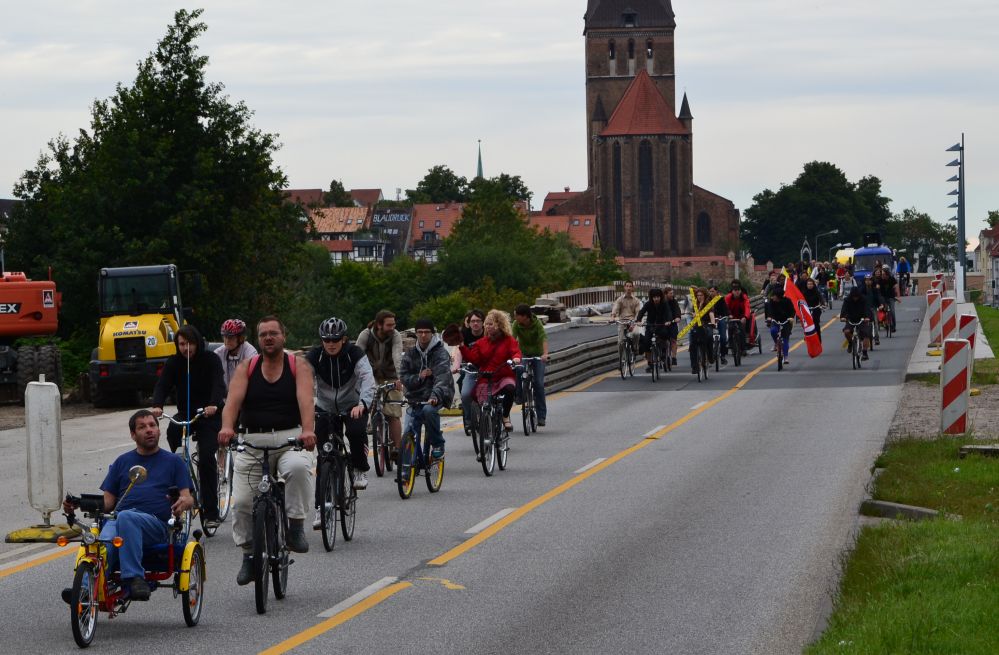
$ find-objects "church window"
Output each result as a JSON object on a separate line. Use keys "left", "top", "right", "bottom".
{"left": 608, "top": 40, "right": 615, "bottom": 60}
{"left": 628, "top": 40, "right": 635, "bottom": 60}
{"left": 613, "top": 142, "right": 623, "bottom": 250}
{"left": 646, "top": 40, "right": 653, "bottom": 58}
{"left": 638, "top": 140, "right": 654, "bottom": 251}
{"left": 697, "top": 212, "right": 712, "bottom": 245}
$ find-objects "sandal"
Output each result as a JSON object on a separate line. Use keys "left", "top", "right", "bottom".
{"left": 502, "top": 418, "right": 512, "bottom": 431}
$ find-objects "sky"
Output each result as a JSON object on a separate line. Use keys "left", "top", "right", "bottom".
{"left": 3, "top": 1, "right": 998, "bottom": 250}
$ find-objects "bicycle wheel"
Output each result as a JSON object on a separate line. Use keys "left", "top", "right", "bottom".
{"left": 853, "top": 335, "right": 862, "bottom": 369}
{"left": 731, "top": 328, "right": 742, "bottom": 367}
{"left": 521, "top": 379, "right": 533, "bottom": 436}
{"left": 626, "top": 342, "right": 636, "bottom": 376}
{"left": 701, "top": 347, "right": 709, "bottom": 380}
{"left": 661, "top": 343, "right": 671, "bottom": 373}
{"left": 340, "top": 461, "right": 356, "bottom": 540}
{"left": 371, "top": 412, "right": 386, "bottom": 478}
{"left": 189, "top": 462, "right": 217, "bottom": 538}
{"left": 217, "top": 449, "right": 234, "bottom": 521}
{"left": 70, "top": 560, "right": 99, "bottom": 647}
{"left": 271, "top": 499, "right": 289, "bottom": 600}
{"left": 713, "top": 339, "right": 720, "bottom": 372}
{"left": 479, "top": 409, "right": 496, "bottom": 476}
{"left": 650, "top": 346, "right": 660, "bottom": 382}
{"left": 397, "top": 433, "right": 417, "bottom": 499}
{"left": 182, "top": 543, "right": 205, "bottom": 627}
{"left": 618, "top": 344, "right": 627, "bottom": 379}
{"left": 469, "top": 404, "right": 480, "bottom": 458}
{"left": 496, "top": 416, "right": 509, "bottom": 471}
{"left": 320, "top": 461, "right": 336, "bottom": 552}
{"left": 252, "top": 502, "right": 270, "bottom": 614}
{"left": 425, "top": 435, "right": 444, "bottom": 493}
{"left": 777, "top": 339, "right": 784, "bottom": 371}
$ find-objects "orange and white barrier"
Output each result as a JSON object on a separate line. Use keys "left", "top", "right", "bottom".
{"left": 926, "top": 291, "right": 942, "bottom": 346}
{"left": 934, "top": 273, "right": 946, "bottom": 294}
{"left": 941, "top": 338, "right": 971, "bottom": 434}
{"left": 940, "top": 296, "right": 957, "bottom": 342}
{"left": 959, "top": 313, "right": 978, "bottom": 385}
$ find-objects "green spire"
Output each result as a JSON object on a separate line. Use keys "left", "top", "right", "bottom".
{"left": 476, "top": 140, "right": 483, "bottom": 179}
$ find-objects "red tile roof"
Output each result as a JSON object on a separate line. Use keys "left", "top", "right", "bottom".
{"left": 309, "top": 207, "right": 370, "bottom": 235}
{"left": 317, "top": 239, "right": 353, "bottom": 253}
{"left": 410, "top": 203, "right": 465, "bottom": 247}
{"left": 601, "top": 70, "right": 688, "bottom": 137}
{"left": 541, "top": 189, "right": 583, "bottom": 214}
{"left": 285, "top": 188, "right": 324, "bottom": 206}
{"left": 349, "top": 188, "right": 383, "bottom": 207}
{"left": 529, "top": 213, "right": 597, "bottom": 250}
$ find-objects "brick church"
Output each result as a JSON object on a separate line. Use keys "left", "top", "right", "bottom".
{"left": 547, "top": 1, "right": 740, "bottom": 263}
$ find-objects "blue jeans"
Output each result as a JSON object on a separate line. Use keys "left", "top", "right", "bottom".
{"left": 404, "top": 403, "right": 444, "bottom": 449}
{"left": 515, "top": 360, "right": 547, "bottom": 420}
{"left": 99, "top": 509, "right": 168, "bottom": 580}
{"left": 459, "top": 371, "right": 478, "bottom": 420}
{"left": 769, "top": 323, "right": 792, "bottom": 357}
{"left": 716, "top": 317, "right": 729, "bottom": 351}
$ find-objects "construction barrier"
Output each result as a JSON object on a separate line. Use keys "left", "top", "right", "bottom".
{"left": 941, "top": 338, "right": 971, "bottom": 434}
{"left": 926, "top": 291, "right": 942, "bottom": 346}
{"left": 934, "top": 273, "right": 945, "bottom": 294}
{"left": 940, "top": 297, "right": 957, "bottom": 343}
{"left": 958, "top": 313, "right": 978, "bottom": 386}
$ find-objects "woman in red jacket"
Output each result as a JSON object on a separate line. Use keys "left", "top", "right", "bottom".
{"left": 457, "top": 309, "right": 522, "bottom": 431}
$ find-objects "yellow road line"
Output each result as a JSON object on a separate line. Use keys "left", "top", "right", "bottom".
{"left": 0, "top": 546, "right": 75, "bottom": 579}
{"left": 258, "top": 582, "right": 412, "bottom": 655}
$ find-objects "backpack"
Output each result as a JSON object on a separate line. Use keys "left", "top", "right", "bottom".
{"left": 247, "top": 352, "right": 297, "bottom": 378}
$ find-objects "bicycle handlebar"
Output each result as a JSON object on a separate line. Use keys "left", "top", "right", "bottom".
{"left": 232, "top": 436, "right": 304, "bottom": 452}
{"left": 161, "top": 409, "right": 207, "bottom": 427}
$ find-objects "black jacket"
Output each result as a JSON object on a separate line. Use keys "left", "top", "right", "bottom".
{"left": 764, "top": 297, "right": 796, "bottom": 323}
{"left": 637, "top": 299, "right": 674, "bottom": 328}
{"left": 152, "top": 334, "right": 225, "bottom": 420}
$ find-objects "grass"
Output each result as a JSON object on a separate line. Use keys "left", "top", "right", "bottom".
{"left": 807, "top": 436, "right": 999, "bottom": 654}
{"left": 907, "top": 357, "right": 999, "bottom": 387}
{"left": 977, "top": 303, "right": 999, "bottom": 349}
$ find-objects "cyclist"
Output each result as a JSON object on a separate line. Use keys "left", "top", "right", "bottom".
{"left": 399, "top": 318, "right": 454, "bottom": 459}
{"left": 636, "top": 288, "right": 674, "bottom": 373}
{"left": 355, "top": 310, "right": 404, "bottom": 452}
{"left": 61, "top": 410, "right": 195, "bottom": 602}
{"left": 764, "top": 286, "right": 795, "bottom": 364}
{"left": 840, "top": 287, "right": 873, "bottom": 360}
{"left": 688, "top": 287, "right": 717, "bottom": 374}
{"left": 215, "top": 319, "right": 258, "bottom": 393}
{"left": 707, "top": 285, "right": 728, "bottom": 365}
{"left": 859, "top": 274, "right": 883, "bottom": 344}
{"left": 874, "top": 267, "right": 900, "bottom": 333}
{"left": 802, "top": 277, "right": 825, "bottom": 343}
{"left": 150, "top": 325, "right": 225, "bottom": 530}
{"left": 456, "top": 309, "right": 522, "bottom": 432}
{"left": 453, "top": 309, "right": 486, "bottom": 430}
{"left": 219, "top": 315, "right": 316, "bottom": 583}
{"left": 512, "top": 304, "right": 549, "bottom": 427}
{"left": 664, "top": 287, "right": 682, "bottom": 366}
{"left": 610, "top": 280, "right": 642, "bottom": 359}
{"left": 896, "top": 256, "right": 912, "bottom": 296}
{"left": 724, "top": 279, "right": 753, "bottom": 353}
{"left": 305, "top": 316, "right": 375, "bottom": 508}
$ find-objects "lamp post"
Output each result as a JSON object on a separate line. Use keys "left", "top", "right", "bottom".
{"left": 815, "top": 229, "right": 839, "bottom": 265}
{"left": 829, "top": 242, "right": 851, "bottom": 261}
{"left": 946, "top": 135, "right": 965, "bottom": 300}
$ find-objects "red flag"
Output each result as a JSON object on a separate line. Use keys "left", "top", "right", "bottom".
{"left": 784, "top": 275, "right": 823, "bottom": 358}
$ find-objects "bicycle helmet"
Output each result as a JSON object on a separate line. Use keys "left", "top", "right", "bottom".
{"left": 220, "top": 318, "right": 246, "bottom": 337}
{"left": 319, "top": 316, "right": 348, "bottom": 340}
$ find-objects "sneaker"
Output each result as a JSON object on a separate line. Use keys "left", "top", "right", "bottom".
{"left": 237, "top": 554, "right": 254, "bottom": 586}
{"left": 353, "top": 472, "right": 369, "bottom": 490}
{"left": 502, "top": 418, "right": 513, "bottom": 431}
{"left": 204, "top": 517, "right": 220, "bottom": 531}
{"left": 127, "top": 577, "right": 151, "bottom": 601}
{"left": 431, "top": 446, "right": 445, "bottom": 460}
{"left": 312, "top": 507, "right": 322, "bottom": 530}
{"left": 538, "top": 418, "right": 546, "bottom": 427}
{"left": 771, "top": 345, "right": 777, "bottom": 352}
{"left": 862, "top": 352, "right": 869, "bottom": 361}
{"left": 783, "top": 357, "right": 790, "bottom": 364}
{"left": 287, "top": 521, "right": 309, "bottom": 553}
{"left": 671, "top": 357, "right": 678, "bottom": 366}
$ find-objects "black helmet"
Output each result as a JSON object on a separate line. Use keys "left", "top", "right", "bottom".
{"left": 319, "top": 317, "right": 348, "bottom": 340}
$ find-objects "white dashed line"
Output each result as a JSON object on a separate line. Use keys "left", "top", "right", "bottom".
{"left": 643, "top": 425, "right": 666, "bottom": 437}
{"left": 574, "top": 458, "right": 607, "bottom": 474}
{"left": 318, "top": 577, "right": 399, "bottom": 618}
{"left": 464, "top": 508, "right": 517, "bottom": 534}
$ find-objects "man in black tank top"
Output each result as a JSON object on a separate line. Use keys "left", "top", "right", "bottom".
{"left": 220, "top": 315, "right": 316, "bottom": 585}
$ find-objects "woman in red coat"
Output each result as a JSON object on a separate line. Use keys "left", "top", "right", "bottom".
{"left": 457, "top": 309, "right": 522, "bottom": 431}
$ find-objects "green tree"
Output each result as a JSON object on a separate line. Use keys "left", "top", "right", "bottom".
{"left": 324, "top": 179, "right": 354, "bottom": 207}
{"left": 8, "top": 9, "right": 307, "bottom": 341}
{"left": 882, "top": 208, "right": 958, "bottom": 273}
{"left": 986, "top": 210, "right": 999, "bottom": 228}
{"left": 405, "top": 165, "right": 468, "bottom": 204}
{"left": 469, "top": 173, "right": 532, "bottom": 205}
{"left": 741, "top": 162, "right": 893, "bottom": 264}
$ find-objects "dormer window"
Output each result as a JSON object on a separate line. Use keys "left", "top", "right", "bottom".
{"left": 608, "top": 40, "right": 615, "bottom": 60}
{"left": 622, "top": 11, "right": 637, "bottom": 27}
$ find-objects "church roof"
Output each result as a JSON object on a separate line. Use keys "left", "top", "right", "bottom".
{"left": 678, "top": 92, "right": 692, "bottom": 120}
{"left": 601, "top": 69, "right": 688, "bottom": 137}
{"left": 585, "top": 1, "right": 676, "bottom": 30}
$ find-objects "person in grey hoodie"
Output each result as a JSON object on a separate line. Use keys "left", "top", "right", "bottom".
{"left": 399, "top": 318, "right": 455, "bottom": 459}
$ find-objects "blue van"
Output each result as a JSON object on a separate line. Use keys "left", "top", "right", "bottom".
{"left": 852, "top": 233, "right": 893, "bottom": 285}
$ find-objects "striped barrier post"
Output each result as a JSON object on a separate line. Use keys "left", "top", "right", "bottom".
{"left": 959, "top": 313, "right": 978, "bottom": 388}
{"left": 940, "top": 296, "right": 957, "bottom": 342}
{"left": 934, "top": 273, "right": 945, "bottom": 294}
{"left": 930, "top": 279, "right": 941, "bottom": 293}
{"left": 926, "top": 291, "right": 942, "bottom": 347}
{"left": 940, "top": 338, "right": 971, "bottom": 434}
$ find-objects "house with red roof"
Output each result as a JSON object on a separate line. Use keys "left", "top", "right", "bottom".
{"left": 349, "top": 188, "right": 384, "bottom": 208}
{"left": 528, "top": 213, "right": 597, "bottom": 250}
{"left": 309, "top": 206, "right": 391, "bottom": 265}
{"left": 409, "top": 203, "right": 465, "bottom": 263}
{"left": 284, "top": 188, "right": 325, "bottom": 207}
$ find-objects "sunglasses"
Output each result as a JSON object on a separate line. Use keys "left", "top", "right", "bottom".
{"left": 321, "top": 336, "right": 345, "bottom": 343}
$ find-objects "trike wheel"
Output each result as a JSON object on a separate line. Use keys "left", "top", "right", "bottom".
{"left": 70, "top": 560, "right": 99, "bottom": 647}
{"left": 182, "top": 545, "right": 205, "bottom": 627}
{"left": 253, "top": 504, "right": 270, "bottom": 614}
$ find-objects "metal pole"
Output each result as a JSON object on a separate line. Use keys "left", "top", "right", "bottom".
{"left": 957, "top": 133, "right": 966, "bottom": 301}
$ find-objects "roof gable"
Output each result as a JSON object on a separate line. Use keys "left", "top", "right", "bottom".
{"left": 309, "top": 207, "right": 370, "bottom": 234}
{"left": 601, "top": 70, "right": 688, "bottom": 137}
{"left": 529, "top": 213, "right": 597, "bottom": 250}
{"left": 284, "top": 188, "right": 324, "bottom": 206}
{"left": 349, "top": 188, "right": 383, "bottom": 207}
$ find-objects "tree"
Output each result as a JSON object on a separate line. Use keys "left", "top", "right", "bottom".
{"left": 7, "top": 9, "right": 307, "bottom": 340}
{"left": 741, "top": 162, "right": 893, "bottom": 264}
{"left": 324, "top": 179, "right": 354, "bottom": 207}
{"left": 986, "top": 210, "right": 999, "bottom": 228}
{"left": 405, "top": 165, "right": 468, "bottom": 204}
{"left": 469, "top": 173, "right": 532, "bottom": 205}
{"left": 882, "top": 208, "right": 958, "bottom": 273}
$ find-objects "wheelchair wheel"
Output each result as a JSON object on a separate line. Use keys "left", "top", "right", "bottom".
{"left": 70, "top": 561, "right": 99, "bottom": 647}
{"left": 182, "top": 544, "right": 205, "bottom": 627}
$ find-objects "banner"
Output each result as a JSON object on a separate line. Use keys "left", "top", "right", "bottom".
{"left": 783, "top": 273, "right": 823, "bottom": 358}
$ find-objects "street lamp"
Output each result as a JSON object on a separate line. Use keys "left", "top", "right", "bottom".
{"left": 946, "top": 136, "right": 966, "bottom": 300}
{"left": 815, "top": 229, "right": 839, "bottom": 264}
{"left": 828, "top": 242, "right": 851, "bottom": 261}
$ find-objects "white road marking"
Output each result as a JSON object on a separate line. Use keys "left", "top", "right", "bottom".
{"left": 574, "top": 458, "right": 606, "bottom": 474}
{"left": 643, "top": 425, "right": 666, "bottom": 437}
{"left": 690, "top": 401, "right": 707, "bottom": 410}
{"left": 318, "top": 577, "right": 399, "bottom": 618}
{"left": 0, "top": 546, "right": 62, "bottom": 573}
{"left": 85, "top": 442, "right": 133, "bottom": 454}
{"left": 464, "top": 508, "right": 517, "bottom": 534}
{"left": 0, "top": 542, "right": 55, "bottom": 562}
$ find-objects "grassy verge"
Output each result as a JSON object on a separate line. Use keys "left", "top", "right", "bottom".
{"left": 807, "top": 437, "right": 999, "bottom": 654}
{"left": 907, "top": 305, "right": 999, "bottom": 387}
{"left": 977, "top": 303, "right": 999, "bottom": 347}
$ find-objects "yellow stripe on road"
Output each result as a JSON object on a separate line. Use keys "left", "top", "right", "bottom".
{"left": 0, "top": 546, "right": 75, "bottom": 580}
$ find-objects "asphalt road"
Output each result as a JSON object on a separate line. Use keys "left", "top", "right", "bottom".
{"left": 0, "top": 301, "right": 923, "bottom": 654}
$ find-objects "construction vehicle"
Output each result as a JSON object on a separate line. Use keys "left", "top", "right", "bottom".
{"left": 0, "top": 271, "right": 62, "bottom": 402}
{"left": 88, "top": 265, "right": 196, "bottom": 407}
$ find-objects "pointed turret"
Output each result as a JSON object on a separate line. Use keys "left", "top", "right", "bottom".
{"left": 678, "top": 92, "right": 692, "bottom": 131}
{"left": 476, "top": 140, "right": 483, "bottom": 179}
{"left": 591, "top": 95, "right": 608, "bottom": 133}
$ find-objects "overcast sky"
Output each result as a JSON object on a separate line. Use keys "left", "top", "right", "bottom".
{"left": 3, "top": 1, "right": 998, "bottom": 249}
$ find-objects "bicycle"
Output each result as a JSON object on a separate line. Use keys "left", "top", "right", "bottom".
{"left": 217, "top": 446, "right": 234, "bottom": 523}
{"left": 644, "top": 325, "right": 670, "bottom": 382}
{"left": 518, "top": 357, "right": 542, "bottom": 436}
{"left": 845, "top": 319, "right": 868, "bottom": 370}
{"left": 315, "top": 411, "right": 357, "bottom": 551}
{"left": 475, "top": 367, "right": 513, "bottom": 476}
{"left": 614, "top": 320, "right": 638, "bottom": 379}
{"left": 459, "top": 364, "right": 481, "bottom": 461}
{"left": 728, "top": 318, "right": 746, "bottom": 367}
{"left": 688, "top": 324, "right": 710, "bottom": 382}
{"left": 769, "top": 318, "right": 794, "bottom": 371}
{"left": 368, "top": 382, "right": 397, "bottom": 478}
{"left": 396, "top": 401, "right": 445, "bottom": 498}
{"left": 163, "top": 410, "right": 219, "bottom": 538}
{"left": 234, "top": 436, "right": 302, "bottom": 615}
{"left": 711, "top": 323, "right": 721, "bottom": 372}
{"left": 59, "top": 466, "right": 205, "bottom": 647}
{"left": 877, "top": 306, "right": 892, "bottom": 340}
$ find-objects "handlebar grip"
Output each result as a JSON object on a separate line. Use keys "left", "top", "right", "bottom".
{"left": 167, "top": 486, "right": 180, "bottom": 503}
